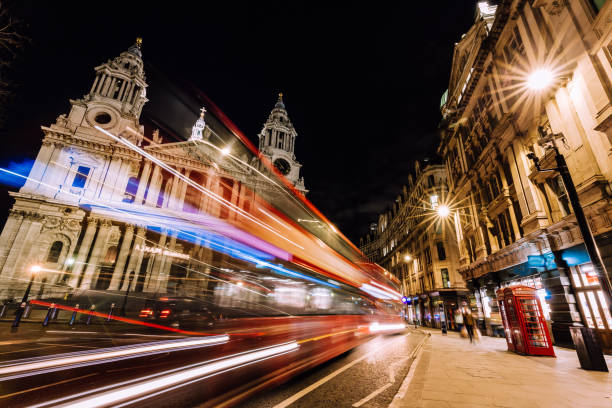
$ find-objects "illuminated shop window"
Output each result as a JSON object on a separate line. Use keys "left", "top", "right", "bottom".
{"left": 571, "top": 263, "right": 612, "bottom": 330}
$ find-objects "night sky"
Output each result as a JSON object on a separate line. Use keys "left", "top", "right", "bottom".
{"left": 0, "top": 0, "right": 477, "bottom": 243}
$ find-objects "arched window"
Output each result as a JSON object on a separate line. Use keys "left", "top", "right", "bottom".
{"left": 46, "top": 241, "right": 63, "bottom": 263}
{"left": 104, "top": 246, "right": 118, "bottom": 264}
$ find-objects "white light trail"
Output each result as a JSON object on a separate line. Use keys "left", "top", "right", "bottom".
{"left": 360, "top": 283, "right": 401, "bottom": 301}
{"left": 368, "top": 280, "right": 402, "bottom": 299}
{"left": 57, "top": 342, "right": 298, "bottom": 408}
{"left": 0, "top": 336, "right": 228, "bottom": 378}
{"left": 96, "top": 126, "right": 304, "bottom": 250}
{"left": 369, "top": 322, "right": 406, "bottom": 333}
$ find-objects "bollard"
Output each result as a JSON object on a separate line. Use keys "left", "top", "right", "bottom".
{"left": 69, "top": 303, "right": 79, "bottom": 326}
{"left": 85, "top": 304, "right": 95, "bottom": 325}
{"left": 51, "top": 306, "right": 59, "bottom": 320}
{"left": 0, "top": 303, "right": 7, "bottom": 319}
{"left": 23, "top": 303, "right": 32, "bottom": 319}
{"left": 42, "top": 303, "right": 55, "bottom": 327}
{"left": 12, "top": 301, "right": 27, "bottom": 328}
{"left": 106, "top": 303, "right": 115, "bottom": 322}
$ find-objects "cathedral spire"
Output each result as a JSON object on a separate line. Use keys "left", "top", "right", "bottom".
{"left": 275, "top": 92, "right": 285, "bottom": 109}
{"left": 257, "top": 94, "right": 307, "bottom": 194}
{"left": 190, "top": 107, "right": 207, "bottom": 141}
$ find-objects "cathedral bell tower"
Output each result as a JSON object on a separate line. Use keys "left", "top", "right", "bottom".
{"left": 258, "top": 94, "right": 307, "bottom": 194}
{"left": 63, "top": 38, "right": 148, "bottom": 144}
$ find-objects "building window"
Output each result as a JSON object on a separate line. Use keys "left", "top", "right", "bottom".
{"left": 424, "top": 247, "right": 432, "bottom": 265}
{"left": 430, "top": 195, "right": 439, "bottom": 209}
{"left": 436, "top": 242, "right": 446, "bottom": 261}
{"left": 72, "top": 166, "right": 90, "bottom": 188}
{"left": 46, "top": 241, "right": 63, "bottom": 263}
{"left": 123, "top": 177, "right": 139, "bottom": 203}
{"left": 441, "top": 268, "right": 450, "bottom": 288}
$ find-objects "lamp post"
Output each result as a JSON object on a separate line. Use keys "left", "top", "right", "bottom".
{"left": 12, "top": 265, "right": 41, "bottom": 327}
{"left": 525, "top": 67, "right": 611, "bottom": 370}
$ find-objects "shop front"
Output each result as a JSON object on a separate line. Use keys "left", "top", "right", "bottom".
{"left": 466, "top": 242, "right": 612, "bottom": 350}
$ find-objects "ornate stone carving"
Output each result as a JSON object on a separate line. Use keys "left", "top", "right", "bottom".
{"left": 41, "top": 215, "right": 82, "bottom": 233}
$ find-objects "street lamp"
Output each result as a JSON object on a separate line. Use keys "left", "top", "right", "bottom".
{"left": 12, "top": 264, "right": 41, "bottom": 327}
{"left": 527, "top": 68, "right": 554, "bottom": 91}
{"left": 404, "top": 254, "right": 412, "bottom": 262}
{"left": 437, "top": 205, "right": 450, "bottom": 218}
{"left": 220, "top": 146, "right": 230, "bottom": 155}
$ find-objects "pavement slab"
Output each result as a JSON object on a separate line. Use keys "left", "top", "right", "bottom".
{"left": 390, "top": 329, "right": 612, "bottom": 408}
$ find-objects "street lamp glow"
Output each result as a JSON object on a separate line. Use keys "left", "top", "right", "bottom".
{"left": 437, "top": 205, "right": 450, "bottom": 218}
{"left": 527, "top": 69, "right": 554, "bottom": 90}
{"left": 220, "top": 147, "right": 231, "bottom": 155}
{"left": 65, "top": 258, "right": 75, "bottom": 266}
{"left": 30, "top": 265, "right": 42, "bottom": 273}
{"left": 404, "top": 255, "right": 412, "bottom": 262}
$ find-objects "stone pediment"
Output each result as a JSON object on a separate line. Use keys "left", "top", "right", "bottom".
{"left": 144, "top": 140, "right": 248, "bottom": 175}
{"left": 448, "top": 21, "right": 488, "bottom": 102}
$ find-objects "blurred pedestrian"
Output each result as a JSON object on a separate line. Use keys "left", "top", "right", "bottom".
{"left": 463, "top": 309, "right": 475, "bottom": 343}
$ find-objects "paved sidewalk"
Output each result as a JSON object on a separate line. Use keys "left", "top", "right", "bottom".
{"left": 390, "top": 328, "right": 612, "bottom": 408}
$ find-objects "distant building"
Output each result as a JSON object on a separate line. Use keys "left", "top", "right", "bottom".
{"left": 438, "top": 0, "right": 612, "bottom": 349}
{"left": 360, "top": 161, "right": 467, "bottom": 329}
{"left": 0, "top": 40, "right": 307, "bottom": 299}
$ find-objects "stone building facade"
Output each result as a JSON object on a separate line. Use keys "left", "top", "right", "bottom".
{"left": 0, "top": 40, "right": 307, "bottom": 300}
{"left": 360, "top": 162, "right": 467, "bottom": 329}
{"left": 438, "top": 0, "right": 612, "bottom": 348}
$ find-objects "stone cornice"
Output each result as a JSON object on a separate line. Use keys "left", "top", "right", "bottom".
{"left": 41, "top": 128, "right": 141, "bottom": 161}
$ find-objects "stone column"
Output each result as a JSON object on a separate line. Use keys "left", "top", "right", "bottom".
{"left": 79, "top": 220, "right": 112, "bottom": 290}
{"left": 107, "top": 77, "right": 117, "bottom": 97}
{"left": 108, "top": 225, "right": 135, "bottom": 290}
{"left": 90, "top": 75, "right": 100, "bottom": 94}
{"left": 0, "top": 211, "right": 25, "bottom": 274}
{"left": 121, "top": 226, "right": 146, "bottom": 291}
{"left": 68, "top": 219, "right": 99, "bottom": 288}
{"left": 111, "top": 160, "right": 134, "bottom": 202}
{"left": 41, "top": 143, "right": 66, "bottom": 198}
{"left": 145, "top": 165, "right": 162, "bottom": 206}
{"left": 155, "top": 233, "right": 178, "bottom": 293}
{"left": 144, "top": 231, "right": 167, "bottom": 291}
{"left": 177, "top": 170, "right": 191, "bottom": 211}
{"left": 1, "top": 216, "right": 41, "bottom": 281}
{"left": 167, "top": 172, "right": 181, "bottom": 209}
{"left": 507, "top": 140, "right": 548, "bottom": 234}
{"left": 22, "top": 142, "right": 56, "bottom": 193}
{"left": 134, "top": 160, "right": 152, "bottom": 204}
{"left": 123, "top": 82, "right": 133, "bottom": 103}
{"left": 98, "top": 157, "right": 123, "bottom": 200}
{"left": 117, "top": 80, "right": 127, "bottom": 100}
{"left": 230, "top": 181, "right": 240, "bottom": 219}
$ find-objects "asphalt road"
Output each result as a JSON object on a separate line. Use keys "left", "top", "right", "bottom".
{"left": 0, "top": 323, "right": 421, "bottom": 407}
{"left": 242, "top": 330, "right": 425, "bottom": 408}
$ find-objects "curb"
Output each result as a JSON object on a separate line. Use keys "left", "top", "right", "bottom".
{"left": 389, "top": 332, "right": 430, "bottom": 407}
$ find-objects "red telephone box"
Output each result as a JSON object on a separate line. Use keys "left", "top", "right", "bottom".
{"left": 497, "top": 286, "right": 555, "bottom": 357}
